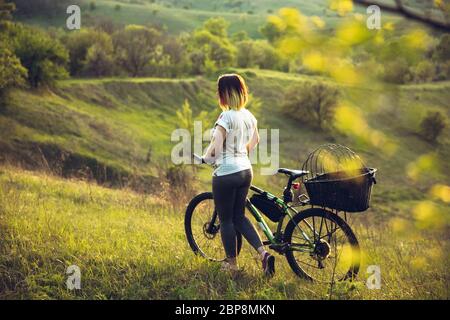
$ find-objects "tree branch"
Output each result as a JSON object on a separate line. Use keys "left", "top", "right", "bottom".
{"left": 354, "top": 0, "right": 450, "bottom": 32}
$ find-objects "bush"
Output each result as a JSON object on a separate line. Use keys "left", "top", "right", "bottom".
{"left": 282, "top": 82, "right": 339, "bottom": 129}
{"left": 420, "top": 111, "right": 447, "bottom": 143}
{"left": 8, "top": 24, "right": 68, "bottom": 87}
{"left": 236, "top": 40, "right": 286, "bottom": 71}
{"left": 412, "top": 61, "right": 436, "bottom": 83}
{"left": 0, "top": 46, "right": 27, "bottom": 104}
{"left": 113, "top": 25, "right": 161, "bottom": 77}
{"left": 65, "top": 28, "right": 114, "bottom": 76}
{"left": 382, "top": 58, "right": 411, "bottom": 84}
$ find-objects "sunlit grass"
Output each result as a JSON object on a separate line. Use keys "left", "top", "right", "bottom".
{"left": 0, "top": 167, "right": 448, "bottom": 299}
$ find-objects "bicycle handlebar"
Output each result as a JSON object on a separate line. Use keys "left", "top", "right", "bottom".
{"left": 193, "top": 153, "right": 206, "bottom": 164}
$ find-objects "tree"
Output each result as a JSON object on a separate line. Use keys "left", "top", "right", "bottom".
{"left": 113, "top": 25, "right": 161, "bottom": 77}
{"left": 85, "top": 42, "right": 114, "bottom": 77}
{"left": 0, "top": 46, "right": 27, "bottom": 104}
{"left": 412, "top": 60, "right": 436, "bottom": 83}
{"left": 13, "top": 0, "right": 72, "bottom": 17}
{"left": 203, "top": 17, "right": 230, "bottom": 38}
{"left": 420, "top": 111, "right": 447, "bottom": 143}
{"left": 282, "top": 82, "right": 339, "bottom": 129}
{"left": 65, "top": 28, "right": 114, "bottom": 76}
{"left": 8, "top": 24, "right": 68, "bottom": 87}
{"left": 237, "top": 40, "right": 286, "bottom": 70}
{"left": 186, "top": 18, "right": 237, "bottom": 74}
{"left": 259, "top": 20, "right": 283, "bottom": 43}
{"left": 433, "top": 34, "right": 450, "bottom": 61}
{"left": 0, "top": 0, "right": 15, "bottom": 21}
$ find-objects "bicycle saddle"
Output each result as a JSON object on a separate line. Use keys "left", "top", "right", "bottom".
{"left": 278, "top": 168, "right": 309, "bottom": 179}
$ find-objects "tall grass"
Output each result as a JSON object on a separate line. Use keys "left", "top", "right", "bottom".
{"left": 0, "top": 167, "right": 448, "bottom": 299}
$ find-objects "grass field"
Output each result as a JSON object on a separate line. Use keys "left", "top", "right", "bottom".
{"left": 17, "top": 0, "right": 437, "bottom": 38}
{"left": 0, "top": 167, "right": 448, "bottom": 299}
{"left": 0, "top": 67, "right": 449, "bottom": 299}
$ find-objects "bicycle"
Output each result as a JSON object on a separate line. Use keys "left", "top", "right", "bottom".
{"left": 185, "top": 154, "right": 361, "bottom": 283}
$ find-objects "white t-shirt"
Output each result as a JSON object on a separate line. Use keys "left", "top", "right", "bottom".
{"left": 212, "top": 108, "right": 257, "bottom": 176}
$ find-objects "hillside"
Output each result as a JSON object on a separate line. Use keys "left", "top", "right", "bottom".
{"left": 1, "top": 67, "right": 449, "bottom": 299}
{"left": 18, "top": 0, "right": 440, "bottom": 38}
{"left": 1, "top": 69, "right": 449, "bottom": 198}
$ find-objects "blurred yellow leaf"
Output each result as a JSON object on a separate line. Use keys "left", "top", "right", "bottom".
{"left": 330, "top": 61, "right": 361, "bottom": 85}
{"left": 310, "top": 16, "right": 325, "bottom": 29}
{"left": 406, "top": 153, "right": 439, "bottom": 181}
{"left": 404, "top": 29, "right": 432, "bottom": 50}
{"left": 302, "top": 51, "right": 326, "bottom": 71}
{"left": 336, "top": 19, "right": 370, "bottom": 45}
{"left": 413, "top": 200, "right": 447, "bottom": 230}
{"left": 329, "top": 0, "right": 353, "bottom": 16}
{"left": 429, "top": 184, "right": 450, "bottom": 203}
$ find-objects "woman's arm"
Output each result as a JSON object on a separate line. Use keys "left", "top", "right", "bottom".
{"left": 203, "top": 125, "right": 226, "bottom": 164}
{"left": 247, "top": 126, "right": 260, "bottom": 154}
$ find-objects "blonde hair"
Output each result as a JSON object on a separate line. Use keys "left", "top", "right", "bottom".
{"left": 217, "top": 73, "right": 249, "bottom": 111}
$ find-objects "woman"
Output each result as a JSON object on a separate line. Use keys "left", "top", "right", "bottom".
{"left": 202, "top": 74, "right": 275, "bottom": 277}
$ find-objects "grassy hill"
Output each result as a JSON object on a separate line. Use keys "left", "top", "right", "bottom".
{"left": 18, "top": 0, "right": 440, "bottom": 38}
{"left": 1, "top": 69, "right": 449, "bottom": 299}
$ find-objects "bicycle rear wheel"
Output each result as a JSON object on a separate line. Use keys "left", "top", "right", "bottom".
{"left": 185, "top": 192, "right": 242, "bottom": 261}
{"left": 284, "top": 208, "right": 360, "bottom": 282}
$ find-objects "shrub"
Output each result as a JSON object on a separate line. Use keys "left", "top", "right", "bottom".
{"left": 0, "top": 46, "right": 27, "bottom": 104}
{"left": 412, "top": 61, "right": 436, "bottom": 83}
{"left": 420, "top": 111, "right": 447, "bottom": 143}
{"left": 282, "top": 82, "right": 339, "bottom": 129}
{"left": 65, "top": 28, "right": 114, "bottom": 76}
{"left": 113, "top": 25, "right": 161, "bottom": 77}
{"left": 9, "top": 23, "right": 68, "bottom": 87}
{"left": 382, "top": 58, "right": 411, "bottom": 84}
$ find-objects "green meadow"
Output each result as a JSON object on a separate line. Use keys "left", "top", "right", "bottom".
{"left": 1, "top": 0, "right": 449, "bottom": 300}
{"left": 1, "top": 69, "right": 449, "bottom": 299}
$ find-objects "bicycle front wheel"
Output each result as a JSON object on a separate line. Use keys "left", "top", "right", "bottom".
{"left": 284, "top": 208, "right": 360, "bottom": 282}
{"left": 185, "top": 192, "right": 242, "bottom": 262}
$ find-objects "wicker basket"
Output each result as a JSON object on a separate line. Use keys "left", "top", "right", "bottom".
{"left": 302, "top": 144, "right": 377, "bottom": 212}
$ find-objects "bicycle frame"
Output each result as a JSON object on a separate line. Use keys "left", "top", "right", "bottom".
{"left": 194, "top": 154, "right": 316, "bottom": 255}
{"left": 245, "top": 185, "right": 316, "bottom": 254}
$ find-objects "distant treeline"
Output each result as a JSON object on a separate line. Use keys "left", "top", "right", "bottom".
{"left": 0, "top": 0, "right": 450, "bottom": 96}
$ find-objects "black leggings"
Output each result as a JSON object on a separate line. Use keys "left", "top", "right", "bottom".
{"left": 212, "top": 169, "right": 263, "bottom": 259}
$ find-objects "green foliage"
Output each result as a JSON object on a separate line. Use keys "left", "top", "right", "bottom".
{"left": 65, "top": 28, "right": 114, "bottom": 76}
{"left": 0, "top": 46, "right": 27, "bottom": 103}
{"left": 420, "top": 111, "right": 447, "bottom": 143}
{"left": 85, "top": 42, "right": 115, "bottom": 77}
{"left": 432, "top": 34, "right": 450, "bottom": 61}
{"left": 13, "top": 0, "right": 72, "bottom": 17}
{"left": 411, "top": 60, "right": 436, "bottom": 83}
{"left": 259, "top": 19, "right": 282, "bottom": 43}
{"left": 203, "top": 16, "right": 229, "bottom": 38}
{"left": 282, "top": 82, "right": 339, "bottom": 129}
{"left": 236, "top": 39, "right": 286, "bottom": 71}
{"left": 7, "top": 23, "right": 68, "bottom": 87}
{"left": 231, "top": 30, "right": 249, "bottom": 42}
{"left": 186, "top": 17, "right": 237, "bottom": 74}
{"left": 382, "top": 58, "right": 412, "bottom": 84}
{"left": 113, "top": 25, "right": 161, "bottom": 76}
{"left": 0, "top": 0, "right": 15, "bottom": 21}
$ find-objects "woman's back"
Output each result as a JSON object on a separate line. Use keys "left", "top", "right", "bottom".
{"left": 213, "top": 108, "right": 256, "bottom": 176}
